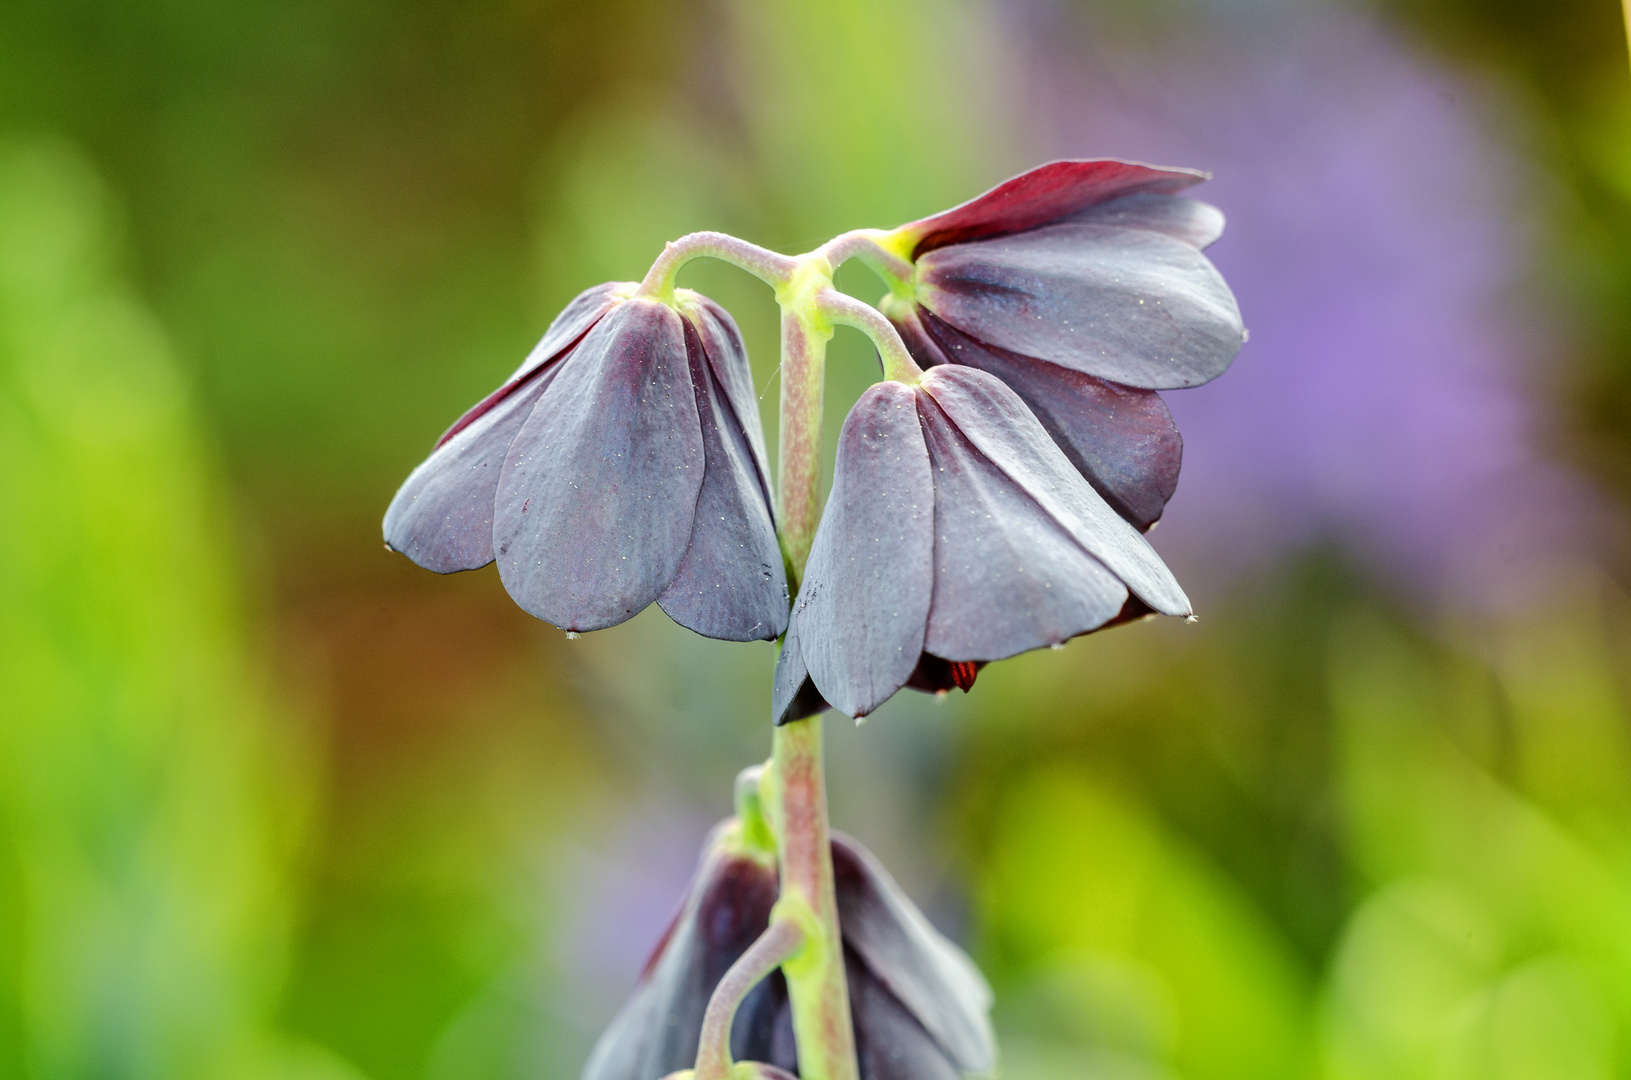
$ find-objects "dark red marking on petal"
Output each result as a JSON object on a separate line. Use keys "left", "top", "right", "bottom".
{"left": 435, "top": 281, "right": 623, "bottom": 449}
{"left": 895, "top": 159, "right": 1208, "bottom": 257}
{"left": 948, "top": 661, "right": 978, "bottom": 691}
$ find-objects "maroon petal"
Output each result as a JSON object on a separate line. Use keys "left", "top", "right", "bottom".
{"left": 921, "top": 366, "right": 1190, "bottom": 617}
{"left": 382, "top": 364, "right": 561, "bottom": 573}
{"left": 916, "top": 392, "right": 1130, "bottom": 662}
{"left": 919, "top": 311, "right": 1182, "bottom": 531}
{"left": 659, "top": 316, "right": 789, "bottom": 642}
{"left": 918, "top": 222, "right": 1244, "bottom": 390}
{"left": 437, "top": 281, "right": 625, "bottom": 448}
{"left": 790, "top": 382, "right": 934, "bottom": 719}
{"left": 832, "top": 834, "right": 996, "bottom": 1074}
{"left": 895, "top": 159, "right": 1207, "bottom": 257}
{"left": 494, "top": 298, "right": 704, "bottom": 631}
{"left": 1064, "top": 191, "right": 1225, "bottom": 250}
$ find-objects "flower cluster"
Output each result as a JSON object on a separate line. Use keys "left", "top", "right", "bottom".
{"left": 383, "top": 159, "right": 1242, "bottom": 1080}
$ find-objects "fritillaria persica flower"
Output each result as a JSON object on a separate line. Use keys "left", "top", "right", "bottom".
{"left": 881, "top": 159, "right": 1244, "bottom": 531}
{"left": 384, "top": 283, "right": 788, "bottom": 641}
{"left": 585, "top": 824, "right": 994, "bottom": 1080}
{"left": 773, "top": 365, "right": 1190, "bottom": 723}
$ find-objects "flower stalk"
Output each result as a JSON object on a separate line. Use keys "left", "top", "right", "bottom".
{"left": 765, "top": 716, "right": 855, "bottom": 1080}
{"left": 693, "top": 918, "right": 806, "bottom": 1080}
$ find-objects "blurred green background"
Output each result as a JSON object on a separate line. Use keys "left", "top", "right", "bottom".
{"left": 3, "top": 1, "right": 1631, "bottom": 1078}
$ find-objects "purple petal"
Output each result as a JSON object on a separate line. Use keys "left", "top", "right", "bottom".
{"left": 919, "top": 222, "right": 1244, "bottom": 389}
{"left": 582, "top": 832, "right": 782, "bottom": 1080}
{"left": 382, "top": 365, "right": 560, "bottom": 573}
{"left": 896, "top": 159, "right": 1206, "bottom": 257}
{"left": 438, "top": 282, "right": 625, "bottom": 448}
{"left": 920, "top": 311, "right": 1182, "bottom": 531}
{"left": 832, "top": 834, "right": 996, "bottom": 1073}
{"left": 494, "top": 299, "right": 704, "bottom": 631}
{"left": 1064, "top": 191, "right": 1225, "bottom": 250}
{"left": 683, "top": 292, "right": 774, "bottom": 500}
{"left": 659, "top": 317, "right": 789, "bottom": 642}
{"left": 921, "top": 366, "right": 1190, "bottom": 616}
{"left": 916, "top": 392, "right": 1130, "bottom": 661}
{"left": 770, "top": 618, "right": 831, "bottom": 726}
{"left": 791, "top": 382, "right": 934, "bottom": 719}
{"left": 846, "top": 950, "right": 961, "bottom": 1080}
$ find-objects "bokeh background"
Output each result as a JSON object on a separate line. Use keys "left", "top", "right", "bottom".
{"left": 4, "top": 0, "right": 1631, "bottom": 1077}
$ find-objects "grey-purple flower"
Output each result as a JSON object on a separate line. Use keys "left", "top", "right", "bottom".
{"left": 384, "top": 283, "right": 788, "bottom": 641}
{"left": 773, "top": 365, "right": 1190, "bottom": 723}
{"left": 584, "top": 824, "right": 994, "bottom": 1080}
{"left": 883, "top": 159, "right": 1244, "bottom": 531}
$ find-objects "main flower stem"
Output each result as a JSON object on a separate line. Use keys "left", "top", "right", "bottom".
{"left": 769, "top": 716, "right": 854, "bottom": 1080}
{"left": 774, "top": 308, "right": 830, "bottom": 583}
{"left": 768, "top": 255, "right": 857, "bottom": 1080}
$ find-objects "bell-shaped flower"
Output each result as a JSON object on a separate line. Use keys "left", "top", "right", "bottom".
{"left": 384, "top": 283, "right": 788, "bottom": 641}
{"left": 583, "top": 823, "right": 793, "bottom": 1080}
{"left": 584, "top": 825, "right": 994, "bottom": 1080}
{"left": 882, "top": 159, "right": 1244, "bottom": 530}
{"left": 773, "top": 366, "right": 1190, "bottom": 723}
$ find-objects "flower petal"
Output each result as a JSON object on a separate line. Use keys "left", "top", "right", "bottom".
{"left": 792, "top": 382, "right": 934, "bottom": 719}
{"left": 582, "top": 831, "right": 784, "bottom": 1080}
{"left": 494, "top": 298, "right": 705, "bottom": 631}
{"left": 438, "top": 281, "right": 626, "bottom": 448}
{"left": 683, "top": 292, "right": 774, "bottom": 500}
{"left": 916, "top": 391, "right": 1130, "bottom": 662}
{"left": 1065, "top": 191, "right": 1225, "bottom": 250}
{"left": 847, "top": 950, "right": 960, "bottom": 1080}
{"left": 832, "top": 833, "right": 996, "bottom": 1074}
{"left": 920, "top": 310, "right": 1182, "bottom": 531}
{"left": 382, "top": 364, "right": 560, "bottom": 573}
{"left": 895, "top": 159, "right": 1206, "bottom": 257}
{"left": 659, "top": 316, "right": 790, "bottom": 642}
{"left": 770, "top": 616, "right": 832, "bottom": 726}
{"left": 921, "top": 366, "right": 1190, "bottom": 617}
{"left": 919, "top": 222, "right": 1244, "bottom": 389}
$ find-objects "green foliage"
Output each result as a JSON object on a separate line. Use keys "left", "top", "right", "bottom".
{"left": 0, "top": 137, "right": 356, "bottom": 1080}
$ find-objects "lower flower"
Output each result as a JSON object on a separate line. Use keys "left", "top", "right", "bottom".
{"left": 583, "top": 823, "right": 994, "bottom": 1080}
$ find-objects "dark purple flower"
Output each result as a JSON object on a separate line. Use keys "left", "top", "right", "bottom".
{"left": 773, "top": 365, "right": 1189, "bottom": 723}
{"left": 883, "top": 159, "right": 1244, "bottom": 531}
{"left": 584, "top": 825, "right": 994, "bottom": 1080}
{"left": 384, "top": 284, "right": 788, "bottom": 640}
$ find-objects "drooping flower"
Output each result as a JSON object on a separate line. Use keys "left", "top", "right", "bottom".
{"left": 584, "top": 824, "right": 994, "bottom": 1080}
{"left": 384, "top": 283, "right": 788, "bottom": 641}
{"left": 773, "top": 365, "right": 1190, "bottom": 723}
{"left": 881, "top": 159, "right": 1244, "bottom": 531}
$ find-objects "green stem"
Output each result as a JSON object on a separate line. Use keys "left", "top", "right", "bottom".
{"left": 774, "top": 307, "right": 830, "bottom": 589}
{"left": 768, "top": 716, "right": 855, "bottom": 1080}
{"left": 693, "top": 919, "right": 807, "bottom": 1080}
{"left": 816, "top": 288, "right": 924, "bottom": 385}
{"left": 817, "top": 229, "right": 917, "bottom": 296}
{"left": 636, "top": 231, "right": 800, "bottom": 302}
